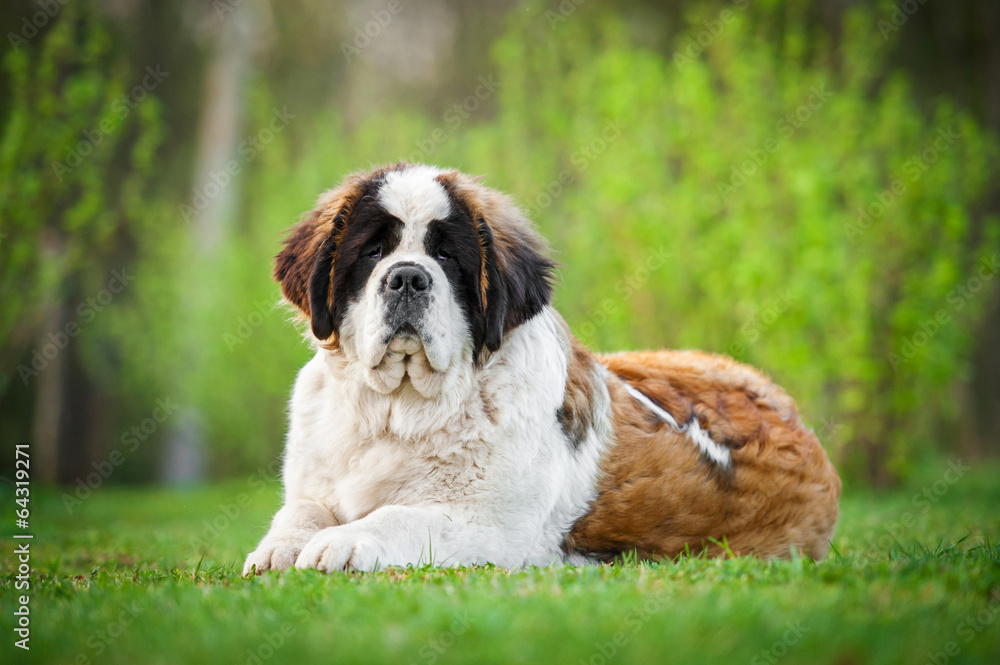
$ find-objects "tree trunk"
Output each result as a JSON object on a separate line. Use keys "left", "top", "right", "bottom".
{"left": 161, "top": 0, "right": 265, "bottom": 483}
{"left": 31, "top": 303, "right": 65, "bottom": 484}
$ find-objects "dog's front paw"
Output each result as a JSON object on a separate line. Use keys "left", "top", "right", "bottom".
{"left": 294, "top": 527, "right": 387, "bottom": 573}
{"left": 243, "top": 540, "right": 303, "bottom": 576}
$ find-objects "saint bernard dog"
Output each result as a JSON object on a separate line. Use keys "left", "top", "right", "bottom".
{"left": 243, "top": 163, "right": 841, "bottom": 574}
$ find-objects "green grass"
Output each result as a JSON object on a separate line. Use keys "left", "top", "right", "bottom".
{"left": 2, "top": 460, "right": 1000, "bottom": 665}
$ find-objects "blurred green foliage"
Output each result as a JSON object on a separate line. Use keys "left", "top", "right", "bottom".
{"left": 1, "top": 1, "right": 997, "bottom": 483}
{"left": 0, "top": 2, "right": 162, "bottom": 373}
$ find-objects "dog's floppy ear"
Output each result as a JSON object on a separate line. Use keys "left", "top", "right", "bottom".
{"left": 273, "top": 207, "right": 323, "bottom": 317}
{"left": 479, "top": 215, "right": 556, "bottom": 354}
{"left": 439, "top": 172, "right": 556, "bottom": 356}
{"left": 273, "top": 178, "right": 367, "bottom": 340}
{"left": 305, "top": 232, "right": 339, "bottom": 340}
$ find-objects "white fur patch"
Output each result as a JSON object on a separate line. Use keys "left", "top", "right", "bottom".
{"left": 376, "top": 165, "right": 451, "bottom": 253}
{"left": 622, "top": 382, "right": 732, "bottom": 468}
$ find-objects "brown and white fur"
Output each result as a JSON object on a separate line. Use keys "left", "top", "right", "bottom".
{"left": 243, "top": 163, "right": 840, "bottom": 574}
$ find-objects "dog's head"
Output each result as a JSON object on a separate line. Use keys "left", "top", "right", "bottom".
{"left": 275, "top": 163, "right": 555, "bottom": 396}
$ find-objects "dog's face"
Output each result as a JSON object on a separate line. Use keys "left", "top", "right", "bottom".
{"left": 275, "top": 164, "right": 555, "bottom": 397}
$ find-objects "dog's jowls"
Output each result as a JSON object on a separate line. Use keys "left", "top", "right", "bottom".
{"left": 243, "top": 163, "right": 841, "bottom": 574}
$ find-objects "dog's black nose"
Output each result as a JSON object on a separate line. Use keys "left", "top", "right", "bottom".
{"left": 386, "top": 264, "right": 431, "bottom": 294}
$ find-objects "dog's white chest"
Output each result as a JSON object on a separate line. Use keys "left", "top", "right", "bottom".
{"left": 287, "top": 360, "right": 493, "bottom": 523}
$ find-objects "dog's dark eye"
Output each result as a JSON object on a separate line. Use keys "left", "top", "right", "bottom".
{"left": 436, "top": 249, "right": 451, "bottom": 262}
{"left": 368, "top": 246, "right": 382, "bottom": 260}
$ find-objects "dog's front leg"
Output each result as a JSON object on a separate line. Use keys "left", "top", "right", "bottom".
{"left": 294, "top": 505, "right": 492, "bottom": 572}
{"left": 243, "top": 499, "right": 338, "bottom": 575}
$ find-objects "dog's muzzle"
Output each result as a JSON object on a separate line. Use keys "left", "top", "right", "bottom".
{"left": 382, "top": 262, "right": 433, "bottom": 334}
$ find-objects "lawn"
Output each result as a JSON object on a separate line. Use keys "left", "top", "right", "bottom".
{"left": 2, "top": 459, "right": 999, "bottom": 665}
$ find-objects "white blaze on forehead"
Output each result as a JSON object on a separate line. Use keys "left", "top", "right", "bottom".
{"left": 377, "top": 166, "right": 452, "bottom": 253}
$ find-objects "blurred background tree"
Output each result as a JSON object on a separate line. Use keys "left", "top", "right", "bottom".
{"left": 0, "top": 1, "right": 163, "bottom": 482}
{"left": 0, "top": 0, "right": 997, "bottom": 488}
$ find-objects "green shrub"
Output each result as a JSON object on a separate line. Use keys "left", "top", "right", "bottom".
{"left": 475, "top": 2, "right": 1000, "bottom": 483}
{"left": 0, "top": 3, "right": 162, "bottom": 380}
{"left": 109, "top": 1, "right": 999, "bottom": 483}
